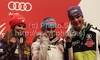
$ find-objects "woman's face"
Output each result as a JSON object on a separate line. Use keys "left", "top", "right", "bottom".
{"left": 43, "top": 27, "right": 56, "bottom": 39}
{"left": 70, "top": 15, "right": 84, "bottom": 30}
{"left": 14, "top": 23, "right": 26, "bottom": 37}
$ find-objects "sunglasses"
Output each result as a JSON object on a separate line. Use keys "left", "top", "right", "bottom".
{"left": 70, "top": 15, "right": 80, "bottom": 20}
{"left": 46, "top": 28, "right": 56, "bottom": 31}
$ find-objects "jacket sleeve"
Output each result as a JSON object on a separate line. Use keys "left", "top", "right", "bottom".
{"left": 0, "top": 38, "right": 17, "bottom": 60}
{"left": 31, "top": 36, "right": 49, "bottom": 60}
{"left": 63, "top": 37, "right": 72, "bottom": 49}
{"left": 98, "top": 32, "right": 100, "bottom": 45}
{"left": 98, "top": 31, "right": 100, "bottom": 52}
{"left": 63, "top": 37, "right": 73, "bottom": 60}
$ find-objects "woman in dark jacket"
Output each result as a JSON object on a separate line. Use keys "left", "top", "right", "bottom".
{"left": 0, "top": 14, "right": 32, "bottom": 60}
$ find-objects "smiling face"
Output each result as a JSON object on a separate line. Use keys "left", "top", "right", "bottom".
{"left": 43, "top": 27, "right": 56, "bottom": 39}
{"left": 14, "top": 23, "right": 26, "bottom": 37}
{"left": 70, "top": 15, "right": 84, "bottom": 31}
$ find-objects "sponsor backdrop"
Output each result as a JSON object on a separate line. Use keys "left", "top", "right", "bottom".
{"left": 1, "top": 0, "right": 99, "bottom": 45}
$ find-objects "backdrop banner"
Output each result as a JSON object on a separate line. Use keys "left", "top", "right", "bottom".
{"left": 0, "top": 0, "right": 81, "bottom": 44}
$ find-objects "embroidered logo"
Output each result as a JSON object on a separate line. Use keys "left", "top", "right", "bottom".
{"left": 85, "top": 40, "right": 95, "bottom": 47}
{"left": 46, "top": 21, "right": 55, "bottom": 24}
{"left": 24, "top": 51, "right": 30, "bottom": 55}
{"left": 72, "top": 40, "right": 80, "bottom": 46}
{"left": 0, "top": 42, "right": 3, "bottom": 47}
{"left": 70, "top": 9, "right": 78, "bottom": 14}
{"left": 86, "top": 34, "right": 92, "bottom": 39}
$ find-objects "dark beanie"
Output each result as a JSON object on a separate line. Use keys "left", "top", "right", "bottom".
{"left": 67, "top": 6, "right": 83, "bottom": 18}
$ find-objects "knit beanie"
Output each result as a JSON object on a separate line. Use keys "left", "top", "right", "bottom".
{"left": 9, "top": 14, "right": 26, "bottom": 28}
{"left": 67, "top": 6, "right": 83, "bottom": 19}
{"left": 41, "top": 18, "right": 56, "bottom": 31}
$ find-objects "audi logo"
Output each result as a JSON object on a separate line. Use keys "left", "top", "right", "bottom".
{"left": 8, "top": 1, "right": 32, "bottom": 11}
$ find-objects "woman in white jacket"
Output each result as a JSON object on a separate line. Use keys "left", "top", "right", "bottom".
{"left": 31, "top": 18, "right": 64, "bottom": 60}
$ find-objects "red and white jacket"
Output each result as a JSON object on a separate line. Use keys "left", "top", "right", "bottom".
{"left": 31, "top": 33, "right": 64, "bottom": 60}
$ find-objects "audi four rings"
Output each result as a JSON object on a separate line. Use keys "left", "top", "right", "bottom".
{"left": 8, "top": 1, "right": 32, "bottom": 11}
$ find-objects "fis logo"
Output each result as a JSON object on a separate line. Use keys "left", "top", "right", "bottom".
{"left": 0, "top": 23, "right": 6, "bottom": 38}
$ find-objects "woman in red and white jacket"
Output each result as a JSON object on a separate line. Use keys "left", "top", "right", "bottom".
{"left": 31, "top": 18, "right": 64, "bottom": 60}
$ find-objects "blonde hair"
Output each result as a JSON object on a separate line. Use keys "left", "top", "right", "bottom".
{"left": 33, "top": 35, "right": 39, "bottom": 42}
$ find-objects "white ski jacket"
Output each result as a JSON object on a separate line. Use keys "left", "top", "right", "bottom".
{"left": 31, "top": 33, "right": 64, "bottom": 60}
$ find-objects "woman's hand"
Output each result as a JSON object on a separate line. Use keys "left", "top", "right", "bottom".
{"left": 65, "top": 31, "right": 73, "bottom": 42}
{"left": 10, "top": 37, "right": 16, "bottom": 43}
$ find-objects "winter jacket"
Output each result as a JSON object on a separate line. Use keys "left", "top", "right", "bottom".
{"left": 31, "top": 33, "right": 64, "bottom": 60}
{"left": 0, "top": 37, "right": 32, "bottom": 60}
{"left": 64, "top": 23, "right": 100, "bottom": 60}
